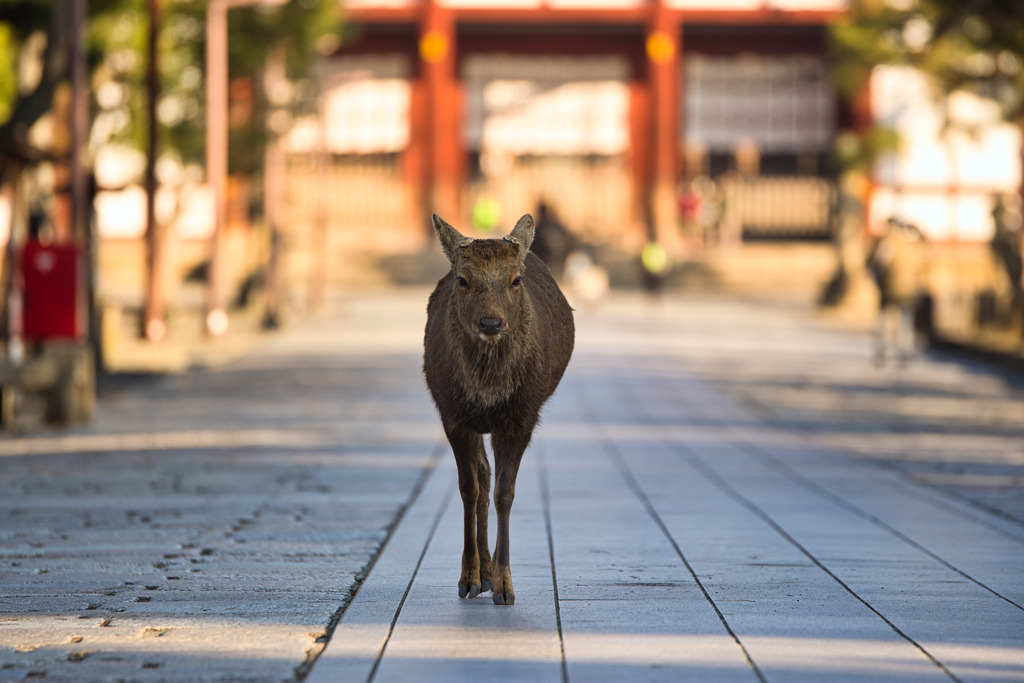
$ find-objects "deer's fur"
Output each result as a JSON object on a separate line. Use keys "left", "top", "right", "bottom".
{"left": 424, "top": 213, "right": 574, "bottom": 605}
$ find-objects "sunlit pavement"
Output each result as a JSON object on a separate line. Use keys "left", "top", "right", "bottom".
{"left": 2, "top": 289, "right": 1023, "bottom": 682}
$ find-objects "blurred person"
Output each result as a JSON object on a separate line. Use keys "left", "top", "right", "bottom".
{"left": 695, "top": 176, "right": 720, "bottom": 244}
{"left": 678, "top": 179, "right": 702, "bottom": 234}
{"left": 564, "top": 247, "right": 609, "bottom": 309}
{"left": 640, "top": 239, "right": 668, "bottom": 299}
{"left": 867, "top": 217, "right": 927, "bottom": 367}
{"left": 679, "top": 176, "right": 719, "bottom": 247}
{"left": 531, "top": 201, "right": 576, "bottom": 278}
{"left": 990, "top": 193, "right": 1022, "bottom": 304}
{"left": 820, "top": 171, "right": 868, "bottom": 307}
{"left": 715, "top": 170, "right": 743, "bottom": 250}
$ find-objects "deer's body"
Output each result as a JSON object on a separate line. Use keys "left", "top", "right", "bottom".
{"left": 424, "top": 214, "right": 574, "bottom": 605}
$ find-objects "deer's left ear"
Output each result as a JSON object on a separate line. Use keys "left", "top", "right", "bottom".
{"left": 433, "top": 214, "right": 474, "bottom": 262}
{"left": 504, "top": 214, "right": 535, "bottom": 255}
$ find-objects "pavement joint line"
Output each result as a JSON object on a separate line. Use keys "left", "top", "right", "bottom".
{"left": 303, "top": 444, "right": 456, "bottom": 683}
{"left": 878, "top": 475, "right": 1024, "bottom": 546}
{"left": 535, "top": 439, "right": 568, "bottom": 683}
{"left": 749, "top": 439, "right": 1024, "bottom": 613}
{"left": 826, "top": 442, "right": 1024, "bottom": 540}
{"left": 7, "top": 291, "right": 1022, "bottom": 681}
{"left": 606, "top": 361, "right": 974, "bottom": 682}
{"left": 656, "top": 366, "right": 1024, "bottom": 608}
{"left": 578, "top": 388, "right": 770, "bottom": 683}
{"left": 772, "top": 425, "right": 1024, "bottom": 547}
{"left": 673, "top": 440, "right": 965, "bottom": 683}
{"left": 367, "top": 472, "right": 457, "bottom": 683}
{"left": 303, "top": 439, "right": 450, "bottom": 683}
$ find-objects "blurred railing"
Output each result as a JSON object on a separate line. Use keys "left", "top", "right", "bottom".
{"left": 285, "top": 153, "right": 413, "bottom": 236}
{"left": 729, "top": 175, "right": 835, "bottom": 240}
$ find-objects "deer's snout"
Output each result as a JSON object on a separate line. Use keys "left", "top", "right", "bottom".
{"left": 479, "top": 317, "right": 504, "bottom": 337}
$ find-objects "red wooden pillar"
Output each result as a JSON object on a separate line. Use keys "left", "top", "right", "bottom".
{"left": 419, "top": 0, "right": 461, "bottom": 224}
{"left": 646, "top": 1, "right": 680, "bottom": 252}
{"left": 629, "top": 81, "right": 652, "bottom": 239}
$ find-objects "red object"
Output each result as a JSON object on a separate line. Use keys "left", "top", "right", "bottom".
{"left": 21, "top": 241, "right": 84, "bottom": 340}
{"left": 679, "top": 191, "right": 701, "bottom": 219}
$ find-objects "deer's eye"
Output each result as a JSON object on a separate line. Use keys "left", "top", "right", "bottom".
{"left": 511, "top": 276, "right": 523, "bottom": 289}
{"left": 456, "top": 276, "right": 469, "bottom": 289}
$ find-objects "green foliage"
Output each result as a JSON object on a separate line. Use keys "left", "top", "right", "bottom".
{"left": 831, "top": 0, "right": 1024, "bottom": 122}
{"left": 89, "top": 0, "right": 341, "bottom": 175}
{"left": 833, "top": 126, "right": 901, "bottom": 173}
{"left": 0, "top": 0, "right": 53, "bottom": 129}
{"left": 0, "top": 24, "right": 15, "bottom": 124}
{"left": 829, "top": 0, "right": 1024, "bottom": 173}
{"left": 1, "top": 0, "right": 341, "bottom": 177}
{"left": 88, "top": 0, "right": 149, "bottom": 155}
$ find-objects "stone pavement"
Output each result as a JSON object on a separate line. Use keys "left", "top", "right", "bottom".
{"left": 308, "top": 293, "right": 1024, "bottom": 682}
{"left": 2, "top": 289, "right": 1023, "bottom": 682}
{"left": 0, "top": 292, "right": 444, "bottom": 682}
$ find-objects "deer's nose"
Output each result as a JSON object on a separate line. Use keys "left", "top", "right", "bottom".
{"left": 479, "top": 317, "right": 503, "bottom": 336}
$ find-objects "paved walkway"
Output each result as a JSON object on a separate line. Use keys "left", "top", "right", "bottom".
{"left": 0, "top": 292, "right": 442, "bottom": 682}
{"left": 310, "top": 294, "right": 1024, "bottom": 683}
{"left": 2, "top": 290, "right": 1022, "bottom": 682}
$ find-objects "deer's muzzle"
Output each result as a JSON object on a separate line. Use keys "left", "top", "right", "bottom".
{"left": 479, "top": 317, "right": 503, "bottom": 338}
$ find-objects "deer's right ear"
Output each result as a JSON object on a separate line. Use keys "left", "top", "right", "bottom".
{"left": 433, "top": 214, "right": 473, "bottom": 262}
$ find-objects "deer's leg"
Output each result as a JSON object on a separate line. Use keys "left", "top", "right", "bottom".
{"left": 490, "top": 429, "right": 530, "bottom": 606}
{"left": 477, "top": 453, "right": 493, "bottom": 594}
{"left": 448, "top": 427, "right": 485, "bottom": 598}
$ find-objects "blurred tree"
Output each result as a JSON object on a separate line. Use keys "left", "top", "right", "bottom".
{"left": 830, "top": 0, "right": 1024, "bottom": 174}
{"left": 829, "top": 0, "right": 1024, "bottom": 308}
{"left": 1, "top": 0, "right": 340, "bottom": 344}
{"left": 0, "top": 0, "right": 73, "bottom": 172}
{"left": 0, "top": 0, "right": 340, "bottom": 187}
{"left": 832, "top": 0, "right": 1024, "bottom": 130}
{"left": 87, "top": 0, "right": 340, "bottom": 178}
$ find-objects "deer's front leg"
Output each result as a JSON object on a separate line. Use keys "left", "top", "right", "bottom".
{"left": 476, "top": 454, "right": 493, "bottom": 594}
{"left": 449, "top": 428, "right": 485, "bottom": 598}
{"left": 490, "top": 429, "right": 529, "bottom": 605}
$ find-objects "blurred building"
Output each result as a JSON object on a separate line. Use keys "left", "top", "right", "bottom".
{"left": 282, "top": 0, "right": 849, "bottom": 258}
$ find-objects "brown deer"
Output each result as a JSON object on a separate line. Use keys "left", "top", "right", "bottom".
{"left": 424, "top": 213, "right": 574, "bottom": 605}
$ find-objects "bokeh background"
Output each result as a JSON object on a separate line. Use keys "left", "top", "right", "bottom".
{"left": 1, "top": 0, "right": 1022, "bottom": 421}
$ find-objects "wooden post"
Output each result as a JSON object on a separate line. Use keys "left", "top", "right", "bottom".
{"left": 420, "top": 0, "right": 460, "bottom": 223}
{"left": 262, "top": 49, "right": 286, "bottom": 328}
{"left": 310, "top": 96, "right": 329, "bottom": 312}
{"left": 205, "top": 0, "right": 230, "bottom": 336}
{"left": 144, "top": 0, "right": 166, "bottom": 342}
{"left": 646, "top": 1, "right": 680, "bottom": 253}
{"left": 629, "top": 81, "right": 652, "bottom": 240}
{"left": 70, "top": 0, "right": 88, "bottom": 244}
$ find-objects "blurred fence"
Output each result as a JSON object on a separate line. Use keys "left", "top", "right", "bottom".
{"left": 283, "top": 151, "right": 638, "bottom": 251}
{"left": 284, "top": 153, "right": 414, "bottom": 240}
{"left": 731, "top": 175, "right": 834, "bottom": 240}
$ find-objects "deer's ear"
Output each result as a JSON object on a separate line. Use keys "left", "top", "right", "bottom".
{"left": 504, "top": 214, "right": 535, "bottom": 255}
{"left": 433, "top": 214, "right": 473, "bottom": 262}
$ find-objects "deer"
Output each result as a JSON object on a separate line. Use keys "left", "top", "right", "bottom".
{"left": 424, "top": 213, "right": 574, "bottom": 605}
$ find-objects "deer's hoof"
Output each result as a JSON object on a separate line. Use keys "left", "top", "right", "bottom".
{"left": 480, "top": 579, "right": 492, "bottom": 594}
{"left": 459, "top": 583, "right": 482, "bottom": 599}
{"left": 492, "top": 590, "right": 515, "bottom": 606}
